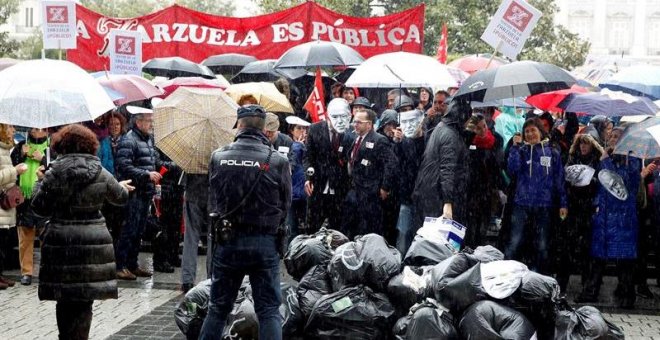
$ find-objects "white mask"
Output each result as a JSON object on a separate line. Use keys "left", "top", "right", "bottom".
{"left": 327, "top": 98, "right": 351, "bottom": 133}
{"left": 400, "top": 109, "right": 423, "bottom": 138}
{"left": 480, "top": 260, "right": 529, "bottom": 299}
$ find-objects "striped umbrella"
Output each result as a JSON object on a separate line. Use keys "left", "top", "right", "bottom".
{"left": 613, "top": 117, "right": 660, "bottom": 159}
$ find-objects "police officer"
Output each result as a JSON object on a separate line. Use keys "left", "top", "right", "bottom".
{"left": 200, "top": 105, "right": 291, "bottom": 340}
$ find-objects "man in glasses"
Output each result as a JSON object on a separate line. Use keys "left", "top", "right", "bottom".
{"left": 340, "top": 109, "right": 397, "bottom": 239}
{"left": 115, "top": 108, "right": 174, "bottom": 280}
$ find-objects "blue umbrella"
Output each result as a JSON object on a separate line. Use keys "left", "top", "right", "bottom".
{"left": 558, "top": 89, "right": 658, "bottom": 116}
{"left": 600, "top": 65, "right": 660, "bottom": 100}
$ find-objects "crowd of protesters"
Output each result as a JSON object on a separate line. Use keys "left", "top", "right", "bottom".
{"left": 0, "top": 79, "right": 659, "bottom": 320}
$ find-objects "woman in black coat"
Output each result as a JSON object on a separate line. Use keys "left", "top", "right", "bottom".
{"left": 31, "top": 124, "right": 134, "bottom": 339}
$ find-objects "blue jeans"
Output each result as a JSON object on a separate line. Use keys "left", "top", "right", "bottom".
{"left": 200, "top": 233, "right": 282, "bottom": 340}
{"left": 115, "top": 194, "right": 150, "bottom": 270}
{"left": 286, "top": 199, "right": 307, "bottom": 238}
{"left": 396, "top": 204, "right": 416, "bottom": 255}
{"left": 505, "top": 205, "right": 551, "bottom": 273}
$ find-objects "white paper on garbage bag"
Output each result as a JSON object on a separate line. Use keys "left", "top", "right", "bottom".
{"left": 480, "top": 260, "right": 529, "bottom": 299}
{"left": 420, "top": 217, "right": 467, "bottom": 251}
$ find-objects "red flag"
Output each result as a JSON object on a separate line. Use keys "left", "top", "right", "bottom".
{"left": 437, "top": 23, "right": 448, "bottom": 64}
{"left": 304, "top": 67, "right": 326, "bottom": 122}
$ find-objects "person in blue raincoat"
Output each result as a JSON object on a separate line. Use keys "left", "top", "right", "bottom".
{"left": 505, "top": 117, "right": 568, "bottom": 274}
{"left": 576, "top": 126, "right": 641, "bottom": 309}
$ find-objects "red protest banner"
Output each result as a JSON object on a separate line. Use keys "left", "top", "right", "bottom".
{"left": 68, "top": 2, "right": 425, "bottom": 71}
{"left": 304, "top": 67, "right": 326, "bottom": 123}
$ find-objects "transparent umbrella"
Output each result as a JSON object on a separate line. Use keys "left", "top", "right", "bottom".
{"left": 0, "top": 59, "right": 115, "bottom": 128}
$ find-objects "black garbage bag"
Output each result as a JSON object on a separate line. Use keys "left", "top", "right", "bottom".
{"left": 470, "top": 245, "right": 505, "bottom": 263}
{"left": 554, "top": 305, "right": 624, "bottom": 340}
{"left": 459, "top": 300, "right": 537, "bottom": 340}
{"left": 429, "top": 254, "right": 486, "bottom": 313}
{"left": 392, "top": 298, "right": 459, "bottom": 340}
{"left": 175, "top": 279, "right": 211, "bottom": 340}
{"left": 280, "top": 282, "right": 303, "bottom": 336}
{"left": 507, "top": 271, "right": 561, "bottom": 339}
{"left": 305, "top": 285, "right": 396, "bottom": 339}
{"left": 328, "top": 234, "right": 401, "bottom": 292}
{"left": 222, "top": 292, "right": 259, "bottom": 340}
{"left": 313, "top": 227, "right": 350, "bottom": 250}
{"left": 297, "top": 265, "right": 333, "bottom": 319}
{"left": 403, "top": 234, "right": 455, "bottom": 266}
{"left": 518, "top": 271, "right": 561, "bottom": 303}
{"left": 284, "top": 234, "right": 333, "bottom": 280}
{"left": 387, "top": 267, "right": 429, "bottom": 315}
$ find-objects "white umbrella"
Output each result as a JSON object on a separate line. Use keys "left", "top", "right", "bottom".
{"left": 0, "top": 59, "right": 114, "bottom": 128}
{"left": 345, "top": 51, "right": 459, "bottom": 88}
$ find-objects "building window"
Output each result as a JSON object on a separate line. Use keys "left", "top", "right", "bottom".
{"left": 648, "top": 19, "right": 660, "bottom": 55}
{"left": 568, "top": 16, "right": 593, "bottom": 41}
{"left": 608, "top": 19, "right": 632, "bottom": 54}
{"left": 25, "top": 7, "right": 33, "bottom": 28}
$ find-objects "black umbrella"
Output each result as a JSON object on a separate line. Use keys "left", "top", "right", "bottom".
{"left": 202, "top": 53, "right": 257, "bottom": 75}
{"left": 274, "top": 40, "right": 364, "bottom": 69}
{"left": 454, "top": 61, "right": 576, "bottom": 102}
{"left": 143, "top": 57, "right": 216, "bottom": 79}
{"left": 231, "top": 59, "right": 306, "bottom": 84}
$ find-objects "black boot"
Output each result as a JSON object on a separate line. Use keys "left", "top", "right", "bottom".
{"left": 153, "top": 261, "right": 174, "bottom": 273}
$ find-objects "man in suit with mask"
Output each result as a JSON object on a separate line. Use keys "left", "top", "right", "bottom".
{"left": 303, "top": 98, "right": 354, "bottom": 232}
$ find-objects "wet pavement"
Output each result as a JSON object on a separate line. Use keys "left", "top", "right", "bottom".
{"left": 2, "top": 248, "right": 660, "bottom": 339}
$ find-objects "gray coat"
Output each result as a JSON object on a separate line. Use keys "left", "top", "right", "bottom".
{"left": 32, "top": 153, "right": 128, "bottom": 301}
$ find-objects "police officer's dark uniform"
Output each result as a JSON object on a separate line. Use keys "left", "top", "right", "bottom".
{"left": 200, "top": 105, "right": 291, "bottom": 340}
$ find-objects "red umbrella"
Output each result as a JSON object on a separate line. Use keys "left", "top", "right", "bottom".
{"left": 155, "top": 76, "right": 229, "bottom": 98}
{"left": 525, "top": 85, "right": 588, "bottom": 112}
{"left": 97, "top": 74, "right": 163, "bottom": 105}
{"left": 448, "top": 54, "right": 507, "bottom": 75}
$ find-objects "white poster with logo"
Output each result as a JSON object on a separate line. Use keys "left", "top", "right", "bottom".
{"left": 42, "top": 0, "right": 77, "bottom": 49}
{"left": 480, "top": 0, "right": 542, "bottom": 60}
{"left": 109, "top": 29, "right": 143, "bottom": 76}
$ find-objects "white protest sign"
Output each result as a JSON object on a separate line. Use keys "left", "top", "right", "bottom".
{"left": 480, "top": 0, "right": 542, "bottom": 60}
{"left": 109, "top": 29, "right": 143, "bottom": 76}
{"left": 41, "top": 0, "right": 77, "bottom": 49}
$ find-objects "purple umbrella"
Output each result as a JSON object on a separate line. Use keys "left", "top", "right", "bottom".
{"left": 558, "top": 89, "right": 658, "bottom": 116}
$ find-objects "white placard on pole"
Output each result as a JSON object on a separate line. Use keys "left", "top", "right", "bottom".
{"left": 480, "top": 0, "right": 542, "bottom": 61}
{"left": 109, "top": 29, "right": 143, "bottom": 76}
{"left": 41, "top": 0, "right": 77, "bottom": 49}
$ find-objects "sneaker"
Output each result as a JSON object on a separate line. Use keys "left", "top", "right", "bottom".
{"left": 20, "top": 275, "right": 32, "bottom": 286}
{"left": 116, "top": 269, "right": 137, "bottom": 280}
{"left": 154, "top": 261, "right": 174, "bottom": 273}
{"left": 182, "top": 283, "right": 193, "bottom": 293}
{"left": 0, "top": 276, "right": 15, "bottom": 287}
{"left": 637, "top": 284, "right": 654, "bottom": 299}
{"left": 131, "top": 267, "right": 153, "bottom": 277}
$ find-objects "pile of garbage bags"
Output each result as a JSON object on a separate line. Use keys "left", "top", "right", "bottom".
{"left": 175, "top": 227, "right": 625, "bottom": 339}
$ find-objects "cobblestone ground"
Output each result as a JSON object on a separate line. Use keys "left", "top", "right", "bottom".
{"left": 2, "top": 250, "right": 660, "bottom": 339}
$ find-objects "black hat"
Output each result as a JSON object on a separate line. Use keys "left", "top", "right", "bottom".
{"left": 351, "top": 96, "right": 371, "bottom": 109}
{"left": 234, "top": 104, "right": 266, "bottom": 128}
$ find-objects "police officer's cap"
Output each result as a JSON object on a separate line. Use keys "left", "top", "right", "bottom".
{"left": 234, "top": 104, "right": 267, "bottom": 128}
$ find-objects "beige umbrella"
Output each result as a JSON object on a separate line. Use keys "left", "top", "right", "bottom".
{"left": 224, "top": 82, "right": 294, "bottom": 114}
{"left": 154, "top": 87, "right": 239, "bottom": 174}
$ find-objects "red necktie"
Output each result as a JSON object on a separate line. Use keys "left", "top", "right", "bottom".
{"left": 351, "top": 136, "right": 362, "bottom": 166}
